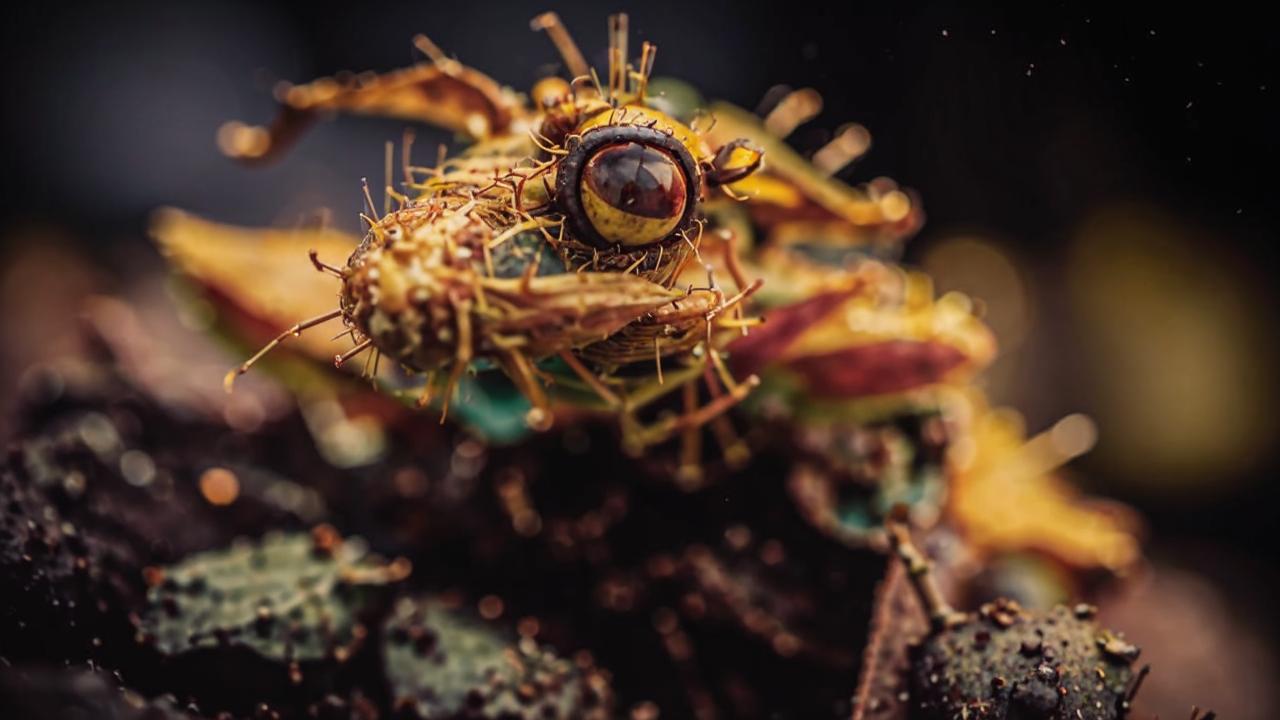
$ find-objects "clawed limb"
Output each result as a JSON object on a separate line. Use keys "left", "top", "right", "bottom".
{"left": 620, "top": 372, "right": 759, "bottom": 457}
{"left": 617, "top": 356, "right": 760, "bottom": 476}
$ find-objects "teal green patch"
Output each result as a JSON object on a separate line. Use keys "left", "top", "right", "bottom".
{"left": 837, "top": 503, "right": 874, "bottom": 532}
{"left": 792, "top": 405, "right": 949, "bottom": 542}
{"left": 490, "top": 230, "right": 565, "bottom": 279}
{"left": 450, "top": 373, "right": 535, "bottom": 443}
{"left": 388, "top": 370, "right": 533, "bottom": 444}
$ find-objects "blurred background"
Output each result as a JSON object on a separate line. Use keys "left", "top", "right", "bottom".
{"left": 2, "top": 1, "right": 1277, "bottom": 715}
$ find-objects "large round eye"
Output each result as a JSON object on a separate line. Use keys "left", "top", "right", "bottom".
{"left": 579, "top": 142, "right": 687, "bottom": 246}
{"left": 556, "top": 124, "right": 701, "bottom": 249}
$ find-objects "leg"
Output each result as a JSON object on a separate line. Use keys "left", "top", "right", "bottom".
{"left": 557, "top": 350, "right": 622, "bottom": 409}
{"left": 500, "top": 350, "right": 555, "bottom": 431}
{"left": 620, "top": 369, "right": 760, "bottom": 457}
{"left": 438, "top": 300, "right": 474, "bottom": 423}
{"left": 675, "top": 381, "right": 704, "bottom": 490}
{"left": 414, "top": 371, "right": 438, "bottom": 409}
{"left": 719, "top": 228, "right": 750, "bottom": 294}
{"left": 702, "top": 365, "right": 751, "bottom": 469}
{"left": 223, "top": 309, "right": 343, "bottom": 391}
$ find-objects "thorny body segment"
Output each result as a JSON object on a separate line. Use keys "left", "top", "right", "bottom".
{"left": 222, "top": 14, "right": 767, "bottom": 461}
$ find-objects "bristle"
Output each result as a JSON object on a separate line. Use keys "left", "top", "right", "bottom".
{"left": 384, "top": 141, "right": 394, "bottom": 213}
{"left": 401, "top": 128, "right": 416, "bottom": 185}
{"left": 308, "top": 249, "right": 344, "bottom": 277}
{"left": 223, "top": 309, "right": 344, "bottom": 392}
{"left": 1124, "top": 664, "right": 1150, "bottom": 707}
{"left": 589, "top": 66, "right": 606, "bottom": 101}
{"left": 607, "top": 14, "right": 629, "bottom": 101}
{"left": 636, "top": 41, "right": 657, "bottom": 99}
{"left": 361, "top": 177, "right": 378, "bottom": 219}
{"left": 1016, "top": 413, "right": 1099, "bottom": 478}
{"left": 334, "top": 338, "right": 373, "bottom": 368}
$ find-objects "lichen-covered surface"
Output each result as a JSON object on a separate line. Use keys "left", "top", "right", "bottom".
{"left": 909, "top": 601, "right": 1139, "bottom": 720}
{"left": 0, "top": 353, "right": 890, "bottom": 718}
{"left": 137, "top": 530, "right": 405, "bottom": 663}
{"left": 383, "top": 596, "right": 613, "bottom": 719}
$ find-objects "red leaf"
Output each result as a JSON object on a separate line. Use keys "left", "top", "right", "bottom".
{"left": 783, "top": 340, "right": 968, "bottom": 398}
{"left": 728, "top": 289, "right": 859, "bottom": 376}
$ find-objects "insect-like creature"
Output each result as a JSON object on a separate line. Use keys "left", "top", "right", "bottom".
{"left": 155, "top": 13, "right": 1142, "bottom": 554}
{"left": 214, "top": 14, "right": 769, "bottom": 461}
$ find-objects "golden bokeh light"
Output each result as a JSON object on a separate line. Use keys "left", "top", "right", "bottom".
{"left": 198, "top": 467, "right": 240, "bottom": 506}
{"left": 1067, "top": 205, "right": 1277, "bottom": 487}
{"left": 921, "top": 235, "right": 1032, "bottom": 353}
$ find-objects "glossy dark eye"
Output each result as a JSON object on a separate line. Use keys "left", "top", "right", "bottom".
{"left": 555, "top": 124, "right": 700, "bottom": 250}
{"left": 579, "top": 142, "right": 688, "bottom": 246}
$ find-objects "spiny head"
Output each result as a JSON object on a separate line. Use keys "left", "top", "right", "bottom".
{"left": 337, "top": 201, "right": 524, "bottom": 372}
{"left": 528, "top": 14, "right": 764, "bottom": 276}
{"left": 337, "top": 16, "right": 766, "bottom": 374}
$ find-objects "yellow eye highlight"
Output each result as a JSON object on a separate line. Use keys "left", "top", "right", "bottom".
{"left": 578, "top": 141, "right": 688, "bottom": 246}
